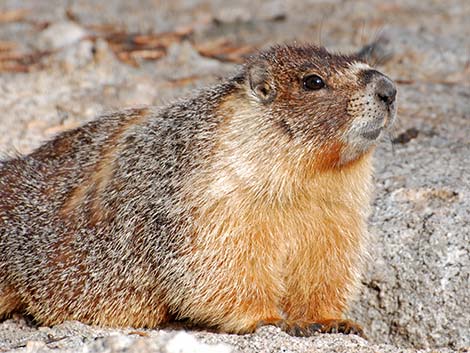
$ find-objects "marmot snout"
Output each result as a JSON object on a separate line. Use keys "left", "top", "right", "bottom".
{"left": 0, "top": 44, "right": 396, "bottom": 337}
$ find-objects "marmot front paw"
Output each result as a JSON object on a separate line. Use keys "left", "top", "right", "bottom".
{"left": 277, "top": 319, "right": 365, "bottom": 338}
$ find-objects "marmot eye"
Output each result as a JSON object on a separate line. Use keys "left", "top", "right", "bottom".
{"left": 303, "top": 74, "right": 325, "bottom": 90}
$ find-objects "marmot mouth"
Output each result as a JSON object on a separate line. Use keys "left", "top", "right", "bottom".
{"left": 361, "top": 127, "right": 382, "bottom": 140}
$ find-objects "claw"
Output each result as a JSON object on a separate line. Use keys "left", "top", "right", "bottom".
{"left": 276, "top": 319, "right": 366, "bottom": 338}
{"left": 316, "top": 319, "right": 366, "bottom": 338}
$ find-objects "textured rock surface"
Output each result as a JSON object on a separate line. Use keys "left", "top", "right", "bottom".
{"left": 0, "top": 0, "right": 469, "bottom": 352}
{"left": 0, "top": 319, "right": 459, "bottom": 353}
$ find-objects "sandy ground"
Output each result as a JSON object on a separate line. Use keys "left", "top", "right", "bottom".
{"left": 0, "top": 0, "right": 469, "bottom": 352}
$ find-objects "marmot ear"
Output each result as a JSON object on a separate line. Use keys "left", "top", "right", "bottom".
{"left": 248, "top": 63, "right": 277, "bottom": 104}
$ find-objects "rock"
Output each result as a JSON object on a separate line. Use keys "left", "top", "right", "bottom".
{"left": 41, "top": 39, "right": 95, "bottom": 72}
{"left": 0, "top": 320, "right": 459, "bottom": 353}
{"left": 166, "top": 332, "right": 232, "bottom": 353}
{"left": 157, "top": 41, "right": 225, "bottom": 79}
{"left": 37, "top": 21, "right": 87, "bottom": 50}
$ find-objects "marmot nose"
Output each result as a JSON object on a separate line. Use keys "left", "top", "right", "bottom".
{"left": 374, "top": 76, "right": 397, "bottom": 106}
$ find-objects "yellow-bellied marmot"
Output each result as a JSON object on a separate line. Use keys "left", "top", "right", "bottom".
{"left": 0, "top": 44, "right": 396, "bottom": 337}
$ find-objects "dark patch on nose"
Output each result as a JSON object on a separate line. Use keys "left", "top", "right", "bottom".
{"left": 375, "top": 76, "right": 397, "bottom": 106}
{"left": 360, "top": 69, "right": 382, "bottom": 85}
{"left": 361, "top": 69, "right": 397, "bottom": 106}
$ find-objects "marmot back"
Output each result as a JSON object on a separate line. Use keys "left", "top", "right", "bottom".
{"left": 0, "top": 44, "right": 396, "bottom": 336}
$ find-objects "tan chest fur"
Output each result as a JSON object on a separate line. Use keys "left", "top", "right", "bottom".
{"left": 174, "top": 97, "right": 374, "bottom": 331}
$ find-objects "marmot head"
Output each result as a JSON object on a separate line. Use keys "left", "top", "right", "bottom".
{"left": 243, "top": 44, "right": 397, "bottom": 168}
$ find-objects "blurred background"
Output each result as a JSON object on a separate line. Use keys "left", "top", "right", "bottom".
{"left": 0, "top": 0, "right": 469, "bottom": 351}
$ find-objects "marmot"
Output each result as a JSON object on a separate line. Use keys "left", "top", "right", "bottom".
{"left": 0, "top": 44, "right": 396, "bottom": 337}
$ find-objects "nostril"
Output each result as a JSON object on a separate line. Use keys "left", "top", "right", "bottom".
{"left": 377, "top": 89, "right": 396, "bottom": 105}
{"left": 377, "top": 91, "right": 395, "bottom": 105}
{"left": 375, "top": 78, "right": 397, "bottom": 106}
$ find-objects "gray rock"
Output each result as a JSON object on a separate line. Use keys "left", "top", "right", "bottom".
{"left": 0, "top": 320, "right": 458, "bottom": 353}
{"left": 37, "top": 21, "right": 87, "bottom": 50}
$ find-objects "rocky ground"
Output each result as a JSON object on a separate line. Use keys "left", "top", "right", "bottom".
{"left": 0, "top": 0, "right": 469, "bottom": 352}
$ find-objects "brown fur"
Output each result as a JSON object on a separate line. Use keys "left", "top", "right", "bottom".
{"left": 0, "top": 44, "right": 396, "bottom": 336}
{"left": 61, "top": 108, "right": 150, "bottom": 225}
